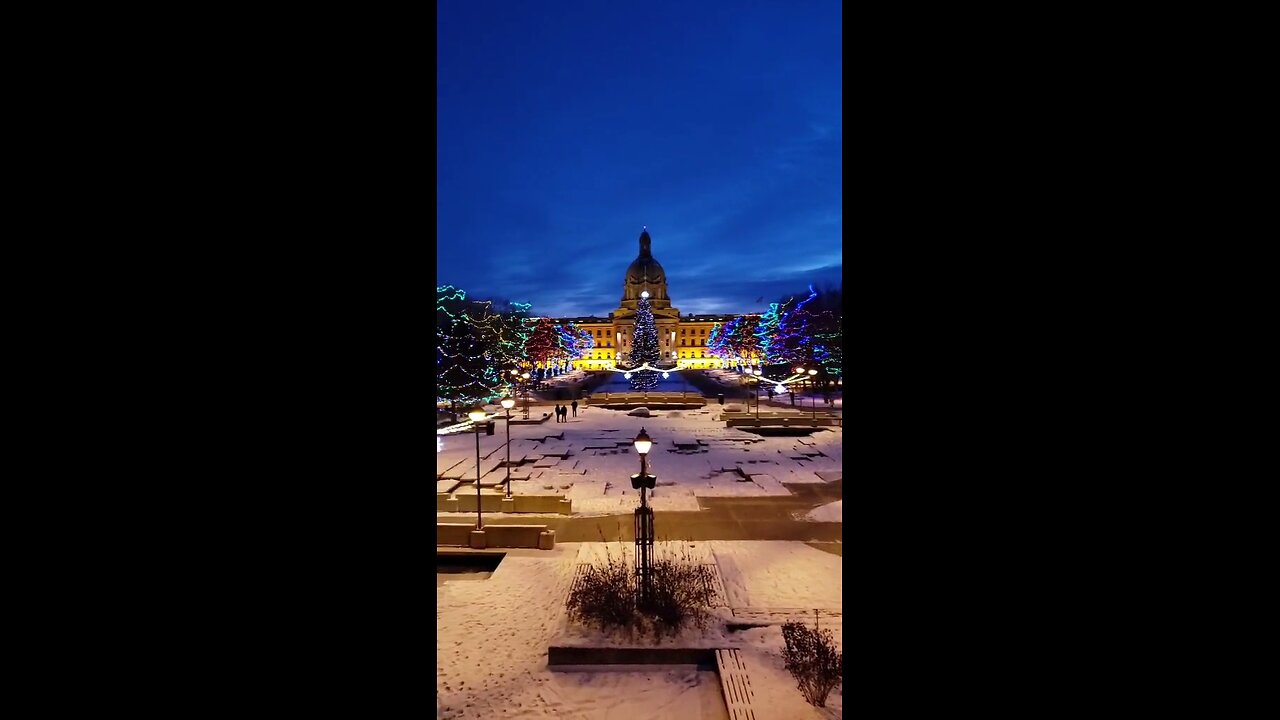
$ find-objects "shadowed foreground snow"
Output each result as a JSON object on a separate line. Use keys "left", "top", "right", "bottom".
{"left": 437, "top": 541, "right": 842, "bottom": 719}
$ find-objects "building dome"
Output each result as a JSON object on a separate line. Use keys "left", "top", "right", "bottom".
{"left": 622, "top": 229, "right": 669, "bottom": 303}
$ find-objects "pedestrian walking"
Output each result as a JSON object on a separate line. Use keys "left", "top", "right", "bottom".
{"left": 571, "top": 399, "right": 578, "bottom": 417}
{"left": 555, "top": 404, "right": 563, "bottom": 422}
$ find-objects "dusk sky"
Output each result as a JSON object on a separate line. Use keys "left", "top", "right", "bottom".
{"left": 437, "top": 1, "right": 842, "bottom": 318}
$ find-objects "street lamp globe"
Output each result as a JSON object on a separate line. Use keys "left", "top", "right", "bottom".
{"left": 753, "top": 369, "right": 762, "bottom": 377}
{"left": 775, "top": 384, "right": 785, "bottom": 394}
{"left": 467, "top": 406, "right": 487, "bottom": 423}
{"left": 641, "top": 290, "right": 649, "bottom": 298}
{"left": 624, "top": 372, "right": 632, "bottom": 379}
{"left": 633, "top": 427, "right": 652, "bottom": 455}
{"left": 662, "top": 372, "right": 669, "bottom": 379}
{"left": 500, "top": 396, "right": 515, "bottom": 410}
{"left": 795, "top": 367, "right": 805, "bottom": 374}
{"left": 522, "top": 372, "right": 530, "bottom": 380}
{"left": 808, "top": 369, "right": 818, "bottom": 376}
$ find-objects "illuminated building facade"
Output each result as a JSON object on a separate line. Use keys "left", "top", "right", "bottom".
{"left": 556, "top": 229, "right": 761, "bottom": 371}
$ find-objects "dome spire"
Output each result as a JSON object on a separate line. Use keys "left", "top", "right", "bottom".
{"left": 639, "top": 227, "right": 651, "bottom": 257}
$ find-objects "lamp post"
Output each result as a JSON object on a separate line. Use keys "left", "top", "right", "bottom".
{"left": 631, "top": 427, "right": 656, "bottom": 609}
{"left": 500, "top": 396, "right": 515, "bottom": 498}
{"left": 467, "top": 406, "right": 487, "bottom": 530}
{"left": 753, "top": 368, "right": 763, "bottom": 420}
{"left": 521, "top": 371, "right": 531, "bottom": 420}
{"left": 808, "top": 368, "right": 818, "bottom": 420}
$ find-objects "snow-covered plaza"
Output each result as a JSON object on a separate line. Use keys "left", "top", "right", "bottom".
{"left": 437, "top": 540, "right": 842, "bottom": 719}
{"left": 436, "top": 396, "right": 842, "bottom": 518}
{"left": 438, "top": 398, "right": 843, "bottom": 718}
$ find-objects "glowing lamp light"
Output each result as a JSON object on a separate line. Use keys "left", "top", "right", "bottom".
{"left": 808, "top": 369, "right": 818, "bottom": 376}
{"left": 624, "top": 372, "right": 632, "bottom": 379}
{"left": 641, "top": 290, "right": 649, "bottom": 298}
{"left": 775, "top": 384, "right": 785, "bottom": 393}
{"left": 500, "top": 396, "right": 515, "bottom": 410}
{"left": 633, "top": 427, "right": 653, "bottom": 455}
{"left": 467, "top": 406, "right": 487, "bottom": 423}
{"left": 662, "top": 372, "right": 670, "bottom": 379}
{"left": 437, "top": 437, "right": 442, "bottom": 453}
{"left": 522, "top": 372, "right": 530, "bottom": 379}
{"left": 754, "top": 369, "right": 762, "bottom": 376}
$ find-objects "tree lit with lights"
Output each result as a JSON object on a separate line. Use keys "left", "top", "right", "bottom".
{"left": 436, "top": 285, "right": 535, "bottom": 414}
{"left": 628, "top": 291, "right": 660, "bottom": 390}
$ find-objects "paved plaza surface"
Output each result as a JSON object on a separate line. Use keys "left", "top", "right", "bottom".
{"left": 437, "top": 393, "right": 844, "bottom": 539}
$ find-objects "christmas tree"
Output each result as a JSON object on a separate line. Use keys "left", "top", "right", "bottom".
{"left": 629, "top": 292, "right": 660, "bottom": 390}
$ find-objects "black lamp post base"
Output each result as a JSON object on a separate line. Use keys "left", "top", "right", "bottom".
{"left": 634, "top": 505, "right": 654, "bottom": 609}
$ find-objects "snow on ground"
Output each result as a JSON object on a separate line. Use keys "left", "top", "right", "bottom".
{"left": 735, "top": 626, "right": 843, "bottom": 720}
{"left": 803, "top": 500, "right": 843, "bottom": 522}
{"left": 437, "top": 402, "right": 842, "bottom": 516}
{"left": 710, "top": 541, "right": 843, "bottom": 609}
{"left": 436, "top": 544, "right": 729, "bottom": 719}
{"left": 437, "top": 541, "right": 843, "bottom": 719}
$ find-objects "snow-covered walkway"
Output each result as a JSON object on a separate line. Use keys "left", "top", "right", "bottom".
{"left": 437, "top": 541, "right": 842, "bottom": 719}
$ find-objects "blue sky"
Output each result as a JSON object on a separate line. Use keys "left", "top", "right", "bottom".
{"left": 437, "top": 1, "right": 842, "bottom": 317}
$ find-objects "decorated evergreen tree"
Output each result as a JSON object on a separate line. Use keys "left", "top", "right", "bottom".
{"left": 628, "top": 292, "right": 660, "bottom": 390}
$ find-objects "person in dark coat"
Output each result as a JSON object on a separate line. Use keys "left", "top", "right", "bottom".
{"left": 571, "top": 399, "right": 579, "bottom": 417}
{"left": 555, "top": 404, "right": 563, "bottom": 422}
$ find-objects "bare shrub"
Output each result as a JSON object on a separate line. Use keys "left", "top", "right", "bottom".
{"left": 782, "top": 619, "right": 843, "bottom": 707}
{"left": 565, "top": 552, "right": 637, "bottom": 634}
{"left": 566, "top": 535, "right": 716, "bottom": 640}
{"left": 646, "top": 557, "right": 714, "bottom": 637}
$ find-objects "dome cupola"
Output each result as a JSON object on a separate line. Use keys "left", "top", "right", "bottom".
{"left": 622, "top": 227, "right": 669, "bottom": 305}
